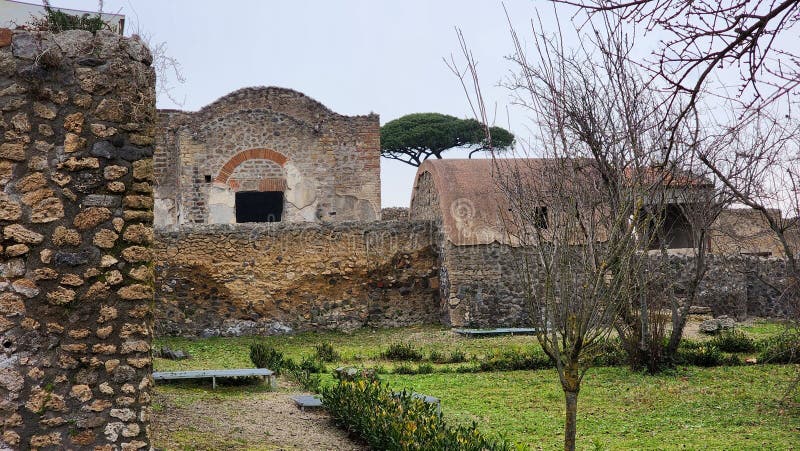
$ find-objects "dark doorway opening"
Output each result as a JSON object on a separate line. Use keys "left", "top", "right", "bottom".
{"left": 235, "top": 191, "right": 283, "bottom": 223}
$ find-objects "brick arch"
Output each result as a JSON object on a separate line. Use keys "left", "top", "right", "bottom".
{"left": 214, "top": 148, "right": 288, "bottom": 186}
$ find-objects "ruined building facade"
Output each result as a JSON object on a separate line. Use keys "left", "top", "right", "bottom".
{"left": 154, "top": 87, "right": 381, "bottom": 227}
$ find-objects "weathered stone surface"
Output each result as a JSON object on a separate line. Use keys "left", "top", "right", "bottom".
{"left": 95, "top": 99, "right": 125, "bottom": 122}
{"left": 30, "top": 196, "right": 65, "bottom": 223}
{"left": 11, "top": 278, "right": 38, "bottom": 298}
{"left": 64, "top": 112, "right": 85, "bottom": 133}
{"left": 123, "top": 224, "right": 153, "bottom": 244}
{"left": 5, "top": 243, "right": 29, "bottom": 257}
{"left": 0, "top": 142, "right": 25, "bottom": 160}
{"left": 118, "top": 284, "right": 153, "bottom": 300}
{"left": 93, "top": 229, "right": 119, "bottom": 249}
{"left": 122, "top": 246, "right": 150, "bottom": 263}
{"left": 52, "top": 226, "right": 82, "bottom": 247}
{"left": 3, "top": 224, "right": 44, "bottom": 244}
{"left": 32, "top": 101, "right": 57, "bottom": 119}
{"left": 60, "top": 273, "right": 84, "bottom": 287}
{"left": 0, "top": 194, "right": 22, "bottom": 220}
{"left": 60, "top": 156, "right": 100, "bottom": 171}
{"left": 15, "top": 172, "right": 46, "bottom": 193}
{"left": 53, "top": 30, "right": 93, "bottom": 57}
{"left": 0, "top": 28, "right": 11, "bottom": 47}
{"left": 91, "top": 123, "right": 118, "bottom": 138}
{"left": 104, "top": 165, "right": 129, "bottom": 180}
{"left": 132, "top": 159, "right": 153, "bottom": 181}
{"left": 0, "top": 258, "right": 25, "bottom": 278}
{"left": 74, "top": 207, "right": 112, "bottom": 230}
{"left": 84, "top": 194, "right": 121, "bottom": 208}
{"left": 123, "top": 195, "right": 153, "bottom": 210}
{"left": 47, "top": 287, "right": 76, "bottom": 305}
{"left": 64, "top": 132, "right": 87, "bottom": 152}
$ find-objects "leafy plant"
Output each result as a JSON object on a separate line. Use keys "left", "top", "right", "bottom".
{"left": 249, "top": 342, "right": 284, "bottom": 374}
{"left": 479, "top": 349, "right": 552, "bottom": 372}
{"left": 710, "top": 329, "right": 757, "bottom": 353}
{"left": 299, "top": 355, "right": 326, "bottom": 374}
{"left": 26, "top": 1, "right": 111, "bottom": 34}
{"left": 393, "top": 364, "right": 417, "bottom": 375}
{"left": 417, "top": 363, "right": 435, "bottom": 374}
{"left": 314, "top": 341, "right": 340, "bottom": 362}
{"left": 288, "top": 367, "right": 321, "bottom": 392}
{"left": 676, "top": 343, "right": 723, "bottom": 367}
{"left": 758, "top": 329, "right": 800, "bottom": 364}
{"left": 382, "top": 343, "right": 424, "bottom": 361}
{"left": 447, "top": 350, "right": 468, "bottom": 364}
{"left": 322, "top": 378, "right": 513, "bottom": 450}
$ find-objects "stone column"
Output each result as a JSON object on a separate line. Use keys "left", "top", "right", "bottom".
{"left": 0, "top": 29, "right": 155, "bottom": 450}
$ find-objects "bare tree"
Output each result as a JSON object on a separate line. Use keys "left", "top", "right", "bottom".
{"left": 493, "top": 15, "right": 673, "bottom": 450}
{"left": 558, "top": 0, "right": 800, "bottom": 160}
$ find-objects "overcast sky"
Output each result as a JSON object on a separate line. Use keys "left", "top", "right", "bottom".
{"left": 41, "top": 1, "right": 610, "bottom": 207}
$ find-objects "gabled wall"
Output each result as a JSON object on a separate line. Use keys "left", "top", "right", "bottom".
{"left": 154, "top": 87, "right": 381, "bottom": 228}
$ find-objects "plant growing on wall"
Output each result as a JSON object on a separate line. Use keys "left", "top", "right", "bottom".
{"left": 380, "top": 113, "right": 514, "bottom": 166}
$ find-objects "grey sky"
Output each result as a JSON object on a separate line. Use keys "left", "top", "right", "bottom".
{"left": 37, "top": 0, "right": 578, "bottom": 207}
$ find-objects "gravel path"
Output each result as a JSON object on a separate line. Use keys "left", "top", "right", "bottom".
{"left": 151, "top": 384, "right": 367, "bottom": 451}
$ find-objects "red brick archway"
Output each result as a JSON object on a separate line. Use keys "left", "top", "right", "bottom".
{"left": 214, "top": 148, "right": 288, "bottom": 190}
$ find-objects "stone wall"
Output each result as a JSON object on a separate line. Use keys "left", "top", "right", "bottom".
{"left": 154, "top": 87, "right": 381, "bottom": 228}
{"left": 1, "top": 30, "right": 155, "bottom": 449}
{"left": 440, "top": 242, "right": 796, "bottom": 327}
{"left": 154, "top": 221, "right": 440, "bottom": 336}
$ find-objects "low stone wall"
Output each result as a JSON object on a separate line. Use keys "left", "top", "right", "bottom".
{"left": 154, "top": 221, "right": 441, "bottom": 336}
{"left": 1, "top": 30, "right": 155, "bottom": 449}
{"left": 440, "top": 242, "right": 795, "bottom": 327}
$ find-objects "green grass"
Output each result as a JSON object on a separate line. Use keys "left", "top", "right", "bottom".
{"left": 383, "top": 365, "right": 799, "bottom": 450}
{"left": 740, "top": 319, "right": 792, "bottom": 339}
{"left": 153, "top": 323, "right": 799, "bottom": 450}
{"left": 154, "top": 325, "right": 537, "bottom": 372}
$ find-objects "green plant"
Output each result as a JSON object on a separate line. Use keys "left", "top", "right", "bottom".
{"left": 479, "top": 349, "right": 552, "bottom": 372}
{"left": 321, "top": 378, "right": 513, "bottom": 450}
{"left": 676, "top": 343, "right": 723, "bottom": 367}
{"left": 448, "top": 350, "right": 468, "bottom": 363}
{"left": 417, "top": 363, "right": 434, "bottom": 374}
{"left": 393, "top": 364, "right": 416, "bottom": 375}
{"left": 590, "top": 339, "right": 627, "bottom": 367}
{"left": 314, "top": 341, "right": 340, "bottom": 362}
{"left": 288, "top": 367, "right": 321, "bottom": 392}
{"left": 249, "top": 342, "right": 284, "bottom": 374}
{"left": 382, "top": 343, "right": 424, "bottom": 361}
{"left": 710, "top": 329, "right": 757, "bottom": 353}
{"left": 428, "top": 350, "right": 444, "bottom": 363}
{"left": 758, "top": 329, "right": 800, "bottom": 363}
{"left": 299, "top": 355, "right": 326, "bottom": 374}
{"left": 27, "top": 1, "right": 111, "bottom": 34}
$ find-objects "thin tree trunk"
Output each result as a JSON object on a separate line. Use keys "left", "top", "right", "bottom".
{"left": 564, "top": 389, "right": 578, "bottom": 451}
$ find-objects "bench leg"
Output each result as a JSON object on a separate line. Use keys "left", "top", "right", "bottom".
{"left": 268, "top": 375, "right": 276, "bottom": 390}
{"left": 212, "top": 376, "right": 216, "bottom": 389}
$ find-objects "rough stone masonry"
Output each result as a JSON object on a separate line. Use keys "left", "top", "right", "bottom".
{"left": 0, "top": 29, "right": 156, "bottom": 449}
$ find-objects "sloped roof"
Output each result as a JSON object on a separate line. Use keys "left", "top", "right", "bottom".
{"left": 410, "top": 158, "right": 711, "bottom": 246}
{"left": 410, "top": 158, "right": 551, "bottom": 246}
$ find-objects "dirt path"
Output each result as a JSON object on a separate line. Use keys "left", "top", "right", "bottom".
{"left": 151, "top": 383, "right": 367, "bottom": 451}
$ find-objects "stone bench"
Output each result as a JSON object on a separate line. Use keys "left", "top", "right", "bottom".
{"left": 152, "top": 369, "right": 276, "bottom": 389}
{"left": 292, "top": 395, "right": 324, "bottom": 411}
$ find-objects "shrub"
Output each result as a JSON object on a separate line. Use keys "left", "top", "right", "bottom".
{"left": 393, "top": 364, "right": 416, "bottom": 375}
{"left": 676, "top": 343, "right": 723, "bottom": 367}
{"left": 249, "top": 342, "right": 285, "bottom": 374}
{"left": 428, "top": 350, "right": 444, "bottom": 363}
{"left": 448, "top": 350, "right": 467, "bottom": 363}
{"left": 758, "top": 330, "right": 800, "bottom": 363}
{"left": 322, "top": 378, "right": 513, "bottom": 451}
{"left": 315, "top": 341, "right": 340, "bottom": 362}
{"left": 417, "top": 363, "right": 435, "bottom": 374}
{"left": 381, "top": 343, "right": 424, "bottom": 361}
{"left": 710, "top": 329, "right": 757, "bottom": 353}
{"left": 299, "top": 355, "right": 327, "bottom": 374}
{"left": 591, "top": 338, "right": 627, "bottom": 367}
{"left": 288, "top": 367, "right": 321, "bottom": 392}
{"left": 479, "top": 349, "right": 552, "bottom": 372}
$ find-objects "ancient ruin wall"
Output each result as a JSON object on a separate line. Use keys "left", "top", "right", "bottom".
{"left": 154, "top": 221, "right": 440, "bottom": 336}
{"left": 0, "top": 30, "right": 155, "bottom": 449}
{"left": 441, "top": 242, "right": 794, "bottom": 327}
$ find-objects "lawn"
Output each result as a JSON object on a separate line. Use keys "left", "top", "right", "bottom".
{"left": 153, "top": 324, "right": 800, "bottom": 450}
